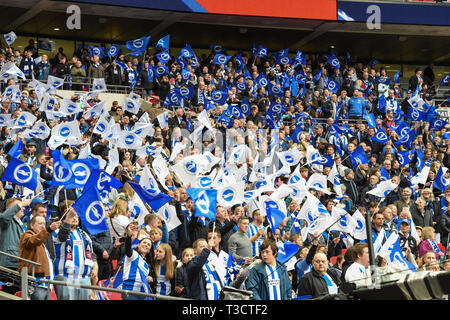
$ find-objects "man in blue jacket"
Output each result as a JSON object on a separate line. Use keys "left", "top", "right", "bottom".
{"left": 246, "top": 239, "right": 292, "bottom": 300}
{"left": 348, "top": 89, "right": 370, "bottom": 119}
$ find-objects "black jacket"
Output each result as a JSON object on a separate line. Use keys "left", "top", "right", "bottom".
{"left": 185, "top": 248, "right": 210, "bottom": 300}
{"left": 297, "top": 268, "right": 341, "bottom": 299}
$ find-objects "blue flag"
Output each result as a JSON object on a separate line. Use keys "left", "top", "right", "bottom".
{"left": 156, "top": 51, "right": 171, "bottom": 65}
{"left": 240, "top": 98, "right": 250, "bottom": 116}
{"left": 277, "top": 241, "right": 300, "bottom": 265}
{"left": 83, "top": 169, "right": 123, "bottom": 199}
{"left": 268, "top": 82, "right": 284, "bottom": 97}
{"left": 406, "top": 107, "right": 425, "bottom": 122}
{"left": 88, "top": 46, "right": 104, "bottom": 58}
{"left": 291, "top": 125, "right": 304, "bottom": 144}
{"left": 227, "top": 104, "right": 244, "bottom": 119}
{"left": 327, "top": 54, "right": 340, "bottom": 69}
{"left": 128, "top": 182, "right": 172, "bottom": 212}
{"left": 254, "top": 73, "right": 268, "bottom": 89}
{"left": 313, "top": 69, "right": 322, "bottom": 83}
{"left": 180, "top": 44, "right": 195, "bottom": 58}
{"left": 1, "top": 157, "right": 37, "bottom": 190}
{"left": 213, "top": 53, "right": 231, "bottom": 65}
{"left": 363, "top": 113, "right": 377, "bottom": 128}
{"left": 394, "top": 70, "right": 401, "bottom": 84}
{"left": 349, "top": 146, "right": 369, "bottom": 169}
{"left": 56, "top": 157, "right": 100, "bottom": 190}
{"left": 107, "top": 45, "right": 121, "bottom": 58}
{"left": 429, "top": 118, "right": 448, "bottom": 131}
{"left": 234, "top": 54, "right": 246, "bottom": 71}
{"left": 155, "top": 35, "right": 170, "bottom": 51}
{"left": 267, "top": 102, "right": 284, "bottom": 116}
{"left": 211, "top": 91, "right": 229, "bottom": 105}
{"left": 177, "top": 86, "right": 194, "bottom": 99}
{"left": 326, "top": 79, "right": 340, "bottom": 94}
{"left": 371, "top": 129, "right": 389, "bottom": 144}
{"left": 397, "top": 150, "right": 411, "bottom": 167}
{"left": 7, "top": 139, "right": 24, "bottom": 158}
{"left": 394, "top": 127, "right": 416, "bottom": 149}
{"left": 155, "top": 65, "right": 169, "bottom": 77}
{"left": 266, "top": 205, "right": 286, "bottom": 233}
{"left": 440, "top": 74, "right": 450, "bottom": 86}
{"left": 310, "top": 155, "right": 334, "bottom": 167}
{"left": 72, "top": 186, "right": 108, "bottom": 235}
{"left": 255, "top": 45, "right": 267, "bottom": 58}
{"left": 224, "top": 254, "right": 244, "bottom": 286}
{"left": 415, "top": 148, "right": 424, "bottom": 171}
{"left": 380, "top": 167, "right": 390, "bottom": 181}
{"left": 186, "top": 188, "right": 217, "bottom": 221}
{"left": 126, "top": 36, "right": 151, "bottom": 52}
{"left": 434, "top": 166, "right": 449, "bottom": 192}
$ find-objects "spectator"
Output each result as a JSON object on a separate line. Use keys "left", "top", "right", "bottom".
{"left": 18, "top": 215, "right": 61, "bottom": 300}
{"left": 297, "top": 252, "right": 341, "bottom": 299}
{"left": 246, "top": 239, "right": 292, "bottom": 300}
{"left": 228, "top": 216, "right": 253, "bottom": 264}
{"left": 154, "top": 243, "right": 175, "bottom": 296}
{"left": 418, "top": 226, "right": 444, "bottom": 261}
{"left": 344, "top": 242, "right": 371, "bottom": 288}
{"left": 0, "top": 197, "right": 32, "bottom": 294}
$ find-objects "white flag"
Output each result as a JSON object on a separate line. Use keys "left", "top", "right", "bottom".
{"left": 197, "top": 110, "right": 213, "bottom": 132}
{"left": 352, "top": 210, "right": 367, "bottom": 240}
{"left": 276, "top": 148, "right": 304, "bottom": 167}
{"left": 331, "top": 207, "right": 357, "bottom": 235}
{"left": 92, "top": 78, "right": 107, "bottom": 92}
{"left": 307, "top": 172, "right": 331, "bottom": 194}
{"left": 59, "top": 98, "right": 83, "bottom": 115}
{"left": 105, "top": 147, "right": 120, "bottom": 174}
{"left": 171, "top": 155, "right": 200, "bottom": 187}
{"left": 217, "top": 181, "right": 246, "bottom": 209}
{"left": 4, "top": 31, "right": 17, "bottom": 46}
{"left": 152, "top": 154, "right": 171, "bottom": 191}
{"left": 169, "top": 142, "right": 186, "bottom": 162}
{"left": 157, "top": 111, "right": 169, "bottom": 129}
{"left": 47, "top": 75, "right": 64, "bottom": 89}
{"left": 189, "top": 124, "right": 204, "bottom": 143}
{"left": 157, "top": 204, "right": 181, "bottom": 232}
{"left": 116, "top": 131, "right": 143, "bottom": 150}
{"left": 84, "top": 101, "right": 107, "bottom": 119}
{"left": 123, "top": 97, "right": 141, "bottom": 114}
{"left": 366, "top": 179, "right": 398, "bottom": 198}
{"left": 410, "top": 164, "right": 431, "bottom": 186}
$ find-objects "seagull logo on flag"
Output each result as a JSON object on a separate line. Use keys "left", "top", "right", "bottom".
{"left": 222, "top": 189, "right": 235, "bottom": 202}
{"left": 125, "top": 135, "right": 135, "bottom": 145}
{"left": 185, "top": 160, "right": 197, "bottom": 174}
{"left": 196, "top": 191, "right": 210, "bottom": 215}
{"left": 13, "top": 164, "right": 33, "bottom": 184}
{"left": 59, "top": 126, "right": 71, "bottom": 138}
{"left": 72, "top": 163, "right": 90, "bottom": 185}
{"left": 86, "top": 201, "right": 105, "bottom": 225}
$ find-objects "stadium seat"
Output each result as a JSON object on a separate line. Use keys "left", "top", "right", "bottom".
{"left": 330, "top": 256, "right": 337, "bottom": 265}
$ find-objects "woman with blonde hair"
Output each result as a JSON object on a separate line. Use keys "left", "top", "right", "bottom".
{"left": 154, "top": 243, "right": 175, "bottom": 296}
{"left": 418, "top": 226, "right": 444, "bottom": 261}
{"left": 108, "top": 198, "right": 131, "bottom": 243}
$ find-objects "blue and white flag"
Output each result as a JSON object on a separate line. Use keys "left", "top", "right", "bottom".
{"left": 128, "top": 182, "right": 172, "bottom": 212}
{"left": 406, "top": 107, "right": 425, "bottom": 122}
{"left": 186, "top": 188, "right": 217, "bottom": 221}
{"left": 294, "top": 51, "right": 306, "bottom": 65}
{"left": 277, "top": 241, "right": 300, "bottom": 265}
{"left": 83, "top": 169, "right": 123, "bottom": 198}
{"left": 434, "top": 166, "right": 449, "bottom": 192}
{"left": 123, "top": 97, "right": 141, "bottom": 115}
{"left": 268, "top": 82, "right": 284, "bottom": 97}
{"left": 378, "top": 233, "right": 416, "bottom": 272}
{"left": 7, "top": 139, "right": 24, "bottom": 159}
{"left": 352, "top": 210, "right": 367, "bottom": 240}
{"left": 126, "top": 36, "right": 151, "bottom": 52}
{"left": 88, "top": 46, "right": 104, "bottom": 58}
{"left": 371, "top": 129, "right": 389, "bottom": 144}
{"left": 92, "top": 78, "right": 107, "bottom": 92}
{"left": 155, "top": 65, "right": 169, "bottom": 77}
{"left": 429, "top": 118, "right": 448, "bottom": 131}
{"left": 180, "top": 44, "right": 195, "bottom": 58}
{"left": 1, "top": 157, "right": 37, "bottom": 190}
{"left": 155, "top": 35, "right": 170, "bottom": 51}
{"left": 234, "top": 54, "right": 246, "bottom": 71}
{"left": 4, "top": 31, "right": 17, "bottom": 46}
{"left": 327, "top": 54, "right": 340, "bottom": 69}
{"left": 254, "top": 73, "right": 269, "bottom": 89}
{"left": 394, "top": 127, "right": 416, "bottom": 149}
{"left": 255, "top": 45, "right": 267, "bottom": 58}
{"left": 72, "top": 186, "right": 109, "bottom": 235}
{"left": 349, "top": 146, "right": 369, "bottom": 169}
{"left": 440, "top": 74, "right": 450, "bottom": 86}
{"left": 240, "top": 98, "right": 250, "bottom": 116}
{"left": 213, "top": 53, "right": 231, "bottom": 65}
{"left": 107, "top": 45, "right": 121, "bottom": 57}
{"left": 211, "top": 90, "right": 229, "bottom": 105}
{"left": 397, "top": 150, "right": 411, "bottom": 167}
{"left": 326, "top": 79, "right": 340, "bottom": 94}
{"left": 227, "top": 104, "right": 244, "bottom": 119}
{"left": 310, "top": 155, "right": 334, "bottom": 167}
{"left": 156, "top": 51, "right": 171, "bottom": 65}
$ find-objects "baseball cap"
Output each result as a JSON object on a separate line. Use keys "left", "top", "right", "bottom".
{"left": 30, "top": 197, "right": 48, "bottom": 208}
{"left": 400, "top": 219, "right": 410, "bottom": 225}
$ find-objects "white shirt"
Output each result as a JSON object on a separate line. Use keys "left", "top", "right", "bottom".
{"left": 345, "top": 262, "right": 372, "bottom": 287}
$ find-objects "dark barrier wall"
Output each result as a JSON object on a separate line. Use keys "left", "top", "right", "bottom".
{"left": 338, "top": 1, "right": 450, "bottom": 26}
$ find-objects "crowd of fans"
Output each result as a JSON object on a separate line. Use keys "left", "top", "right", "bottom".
{"left": 0, "top": 36, "right": 449, "bottom": 301}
